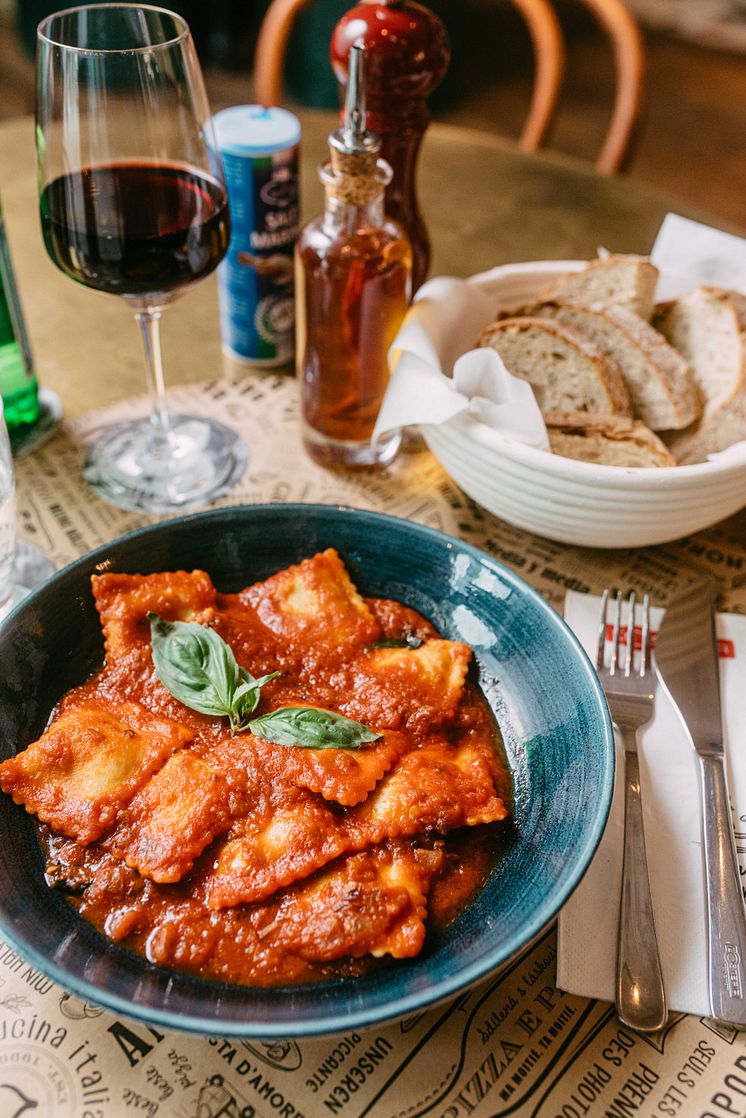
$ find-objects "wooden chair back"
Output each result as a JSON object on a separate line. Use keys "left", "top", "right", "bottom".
{"left": 253, "top": 0, "right": 645, "bottom": 174}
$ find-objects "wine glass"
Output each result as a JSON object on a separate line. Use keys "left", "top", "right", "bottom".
{"left": 35, "top": 4, "right": 247, "bottom": 513}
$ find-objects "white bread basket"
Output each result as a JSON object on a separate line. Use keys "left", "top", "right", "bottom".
{"left": 411, "top": 261, "right": 746, "bottom": 548}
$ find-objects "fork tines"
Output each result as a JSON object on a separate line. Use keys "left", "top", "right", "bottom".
{"left": 596, "top": 588, "right": 651, "bottom": 678}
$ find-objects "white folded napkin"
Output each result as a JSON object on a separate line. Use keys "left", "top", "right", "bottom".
{"left": 372, "top": 275, "right": 549, "bottom": 450}
{"left": 557, "top": 590, "right": 746, "bottom": 1017}
{"left": 651, "top": 213, "right": 746, "bottom": 301}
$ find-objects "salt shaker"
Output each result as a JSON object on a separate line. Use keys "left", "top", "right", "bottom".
{"left": 212, "top": 106, "right": 300, "bottom": 366}
{"left": 295, "top": 43, "right": 412, "bottom": 468}
{"left": 330, "top": 1, "right": 450, "bottom": 292}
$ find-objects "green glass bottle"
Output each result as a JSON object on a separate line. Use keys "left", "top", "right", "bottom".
{"left": 0, "top": 206, "right": 40, "bottom": 441}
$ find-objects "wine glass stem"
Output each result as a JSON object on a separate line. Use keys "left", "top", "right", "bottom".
{"left": 136, "top": 309, "right": 171, "bottom": 433}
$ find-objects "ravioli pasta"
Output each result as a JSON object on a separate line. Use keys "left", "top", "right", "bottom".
{"left": 0, "top": 550, "right": 510, "bottom": 986}
{"left": 0, "top": 700, "right": 193, "bottom": 843}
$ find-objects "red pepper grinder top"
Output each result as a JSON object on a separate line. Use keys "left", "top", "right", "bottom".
{"left": 330, "top": 1, "right": 450, "bottom": 293}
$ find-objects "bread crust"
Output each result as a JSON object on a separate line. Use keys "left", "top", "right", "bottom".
{"left": 544, "top": 409, "right": 676, "bottom": 467}
{"left": 668, "top": 394, "right": 746, "bottom": 464}
{"left": 477, "top": 316, "right": 632, "bottom": 416}
{"left": 653, "top": 285, "right": 746, "bottom": 418}
{"left": 545, "top": 301, "right": 701, "bottom": 430}
{"left": 534, "top": 255, "right": 659, "bottom": 320}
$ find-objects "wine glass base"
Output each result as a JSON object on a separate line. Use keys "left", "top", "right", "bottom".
{"left": 83, "top": 413, "right": 248, "bottom": 514}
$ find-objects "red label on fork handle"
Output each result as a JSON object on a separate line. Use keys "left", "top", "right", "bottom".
{"left": 604, "top": 625, "right": 734, "bottom": 659}
{"left": 604, "top": 623, "right": 657, "bottom": 650}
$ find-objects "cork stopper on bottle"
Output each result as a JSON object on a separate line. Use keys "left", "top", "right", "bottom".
{"left": 324, "top": 43, "right": 391, "bottom": 205}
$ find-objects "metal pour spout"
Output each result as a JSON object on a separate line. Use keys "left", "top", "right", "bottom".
{"left": 343, "top": 42, "right": 366, "bottom": 150}
{"left": 330, "top": 41, "right": 379, "bottom": 159}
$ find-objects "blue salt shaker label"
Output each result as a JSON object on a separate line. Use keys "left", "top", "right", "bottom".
{"left": 213, "top": 107, "right": 300, "bottom": 366}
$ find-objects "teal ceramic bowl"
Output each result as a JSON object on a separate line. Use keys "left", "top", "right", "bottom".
{"left": 0, "top": 504, "right": 613, "bottom": 1036}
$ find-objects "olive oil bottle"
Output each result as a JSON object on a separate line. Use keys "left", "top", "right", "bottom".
{"left": 295, "top": 44, "right": 411, "bottom": 468}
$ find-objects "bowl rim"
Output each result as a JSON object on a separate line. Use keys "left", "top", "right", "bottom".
{"left": 0, "top": 502, "right": 615, "bottom": 1035}
{"left": 434, "top": 260, "right": 746, "bottom": 483}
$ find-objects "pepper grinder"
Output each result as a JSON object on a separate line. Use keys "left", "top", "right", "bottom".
{"left": 295, "top": 43, "right": 412, "bottom": 469}
{"left": 330, "top": 1, "right": 450, "bottom": 293}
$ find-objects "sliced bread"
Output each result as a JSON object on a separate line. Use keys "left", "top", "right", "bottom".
{"left": 476, "top": 317, "right": 632, "bottom": 416}
{"left": 531, "top": 301, "right": 702, "bottom": 431}
{"left": 653, "top": 286, "right": 746, "bottom": 418}
{"left": 534, "top": 255, "right": 659, "bottom": 320}
{"left": 544, "top": 410, "right": 676, "bottom": 467}
{"left": 668, "top": 393, "right": 746, "bottom": 465}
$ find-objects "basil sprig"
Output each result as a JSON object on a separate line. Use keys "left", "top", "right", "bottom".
{"left": 148, "top": 614, "right": 379, "bottom": 748}
{"left": 148, "top": 613, "right": 279, "bottom": 735}
{"left": 249, "top": 707, "right": 380, "bottom": 750}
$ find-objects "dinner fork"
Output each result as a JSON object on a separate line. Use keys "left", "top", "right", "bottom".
{"left": 596, "top": 589, "right": 668, "bottom": 1033}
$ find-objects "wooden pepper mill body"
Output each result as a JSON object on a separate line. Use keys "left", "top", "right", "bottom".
{"left": 330, "top": 0, "right": 450, "bottom": 292}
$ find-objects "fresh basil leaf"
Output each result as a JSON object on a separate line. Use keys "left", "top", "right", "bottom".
{"left": 148, "top": 613, "right": 279, "bottom": 734}
{"left": 232, "top": 671, "right": 281, "bottom": 729}
{"left": 371, "top": 634, "right": 424, "bottom": 649}
{"left": 249, "top": 707, "right": 380, "bottom": 750}
{"left": 148, "top": 613, "right": 239, "bottom": 718}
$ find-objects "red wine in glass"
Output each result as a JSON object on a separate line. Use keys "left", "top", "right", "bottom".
{"left": 40, "top": 162, "right": 230, "bottom": 300}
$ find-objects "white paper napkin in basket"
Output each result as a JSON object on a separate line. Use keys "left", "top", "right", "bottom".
{"left": 557, "top": 590, "right": 746, "bottom": 1018}
{"left": 372, "top": 275, "right": 549, "bottom": 450}
{"left": 650, "top": 213, "right": 746, "bottom": 300}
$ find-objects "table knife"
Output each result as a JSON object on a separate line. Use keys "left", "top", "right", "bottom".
{"left": 655, "top": 579, "right": 746, "bottom": 1026}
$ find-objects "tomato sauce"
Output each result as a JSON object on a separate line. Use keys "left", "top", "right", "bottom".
{"left": 37, "top": 591, "right": 511, "bottom": 988}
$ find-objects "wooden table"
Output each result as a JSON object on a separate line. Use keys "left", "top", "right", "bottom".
{"left": 0, "top": 111, "right": 715, "bottom": 420}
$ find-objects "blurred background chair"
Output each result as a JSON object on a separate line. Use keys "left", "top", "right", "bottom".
{"left": 253, "top": 0, "right": 645, "bottom": 173}
{"left": 2, "top": 0, "right": 744, "bottom": 229}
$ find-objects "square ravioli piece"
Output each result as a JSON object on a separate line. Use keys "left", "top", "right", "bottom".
{"left": 252, "top": 727, "right": 409, "bottom": 806}
{"left": 260, "top": 841, "right": 445, "bottom": 961}
{"left": 208, "top": 790, "right": 347, "bottom": 909}
{"left": 354, "top": 737, "right": 508, "bottom": 841}
{"left": 105, "top": 751, "right": 231, "bottom": 882}
{"left": 344, "top": 639, "right": 472, "bottom": 730}
{"left": 207, "top": 737, "right": 507, "bottom": 908}
{"left": 0, "top": 700, "right": 193, "bottom": 843}
{"left": 244, "top": 549, "right": 380, "bottom": 663}
{"left": 91, "top": 569, "right": 216, "bottom": 659}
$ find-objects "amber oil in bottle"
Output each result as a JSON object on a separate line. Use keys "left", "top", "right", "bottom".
{"left": 295, "top": 44, "right": 412, "bottom": 468}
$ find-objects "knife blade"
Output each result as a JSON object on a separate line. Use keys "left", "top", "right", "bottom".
{"left": 655, "top": 578, "right": 746, "bottom": 1026}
